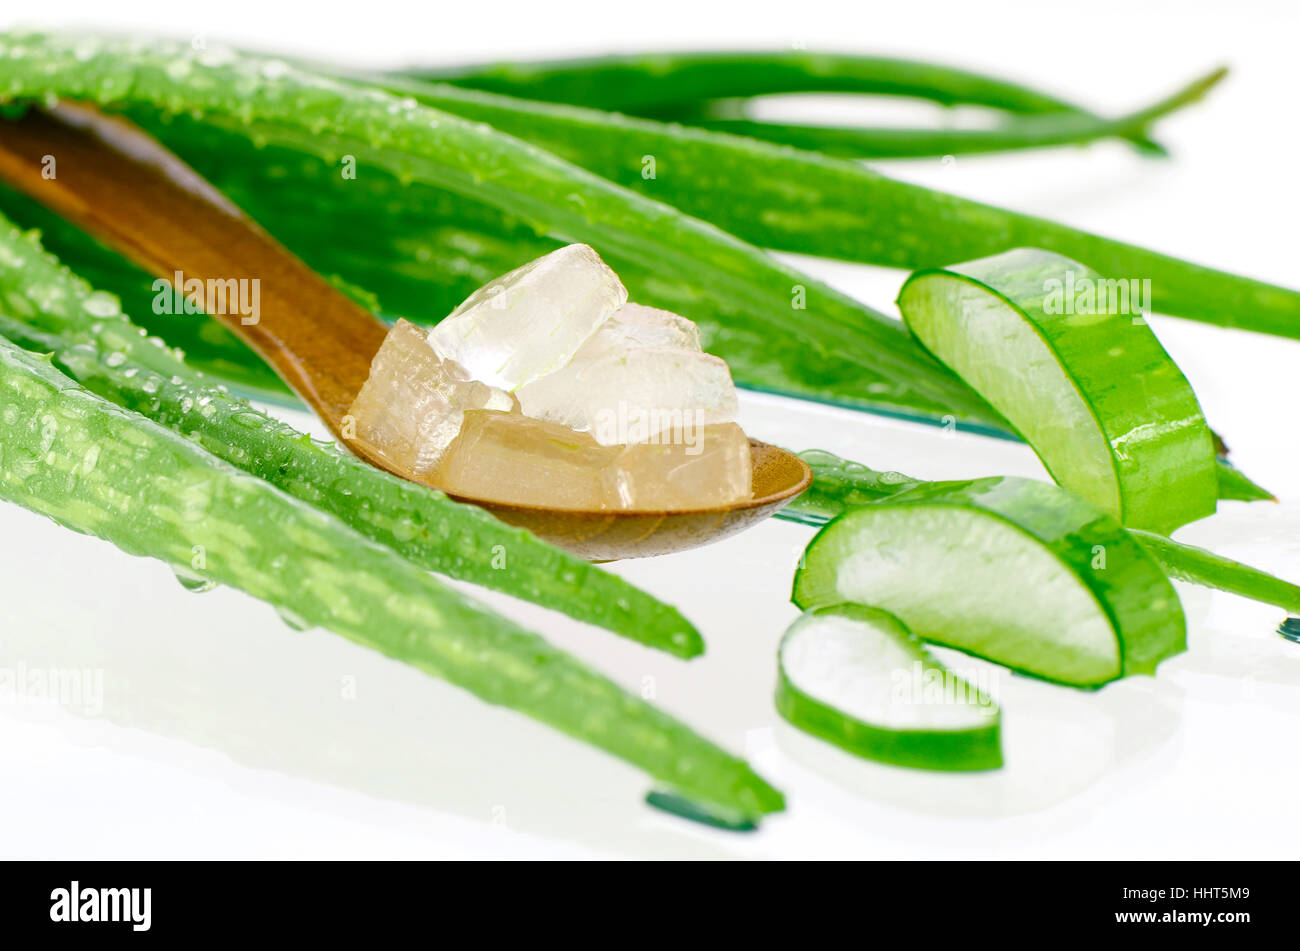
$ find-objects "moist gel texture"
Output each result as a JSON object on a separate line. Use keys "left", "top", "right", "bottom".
{"left": 793, "top": 476, "right": 1187, "bottom": 686}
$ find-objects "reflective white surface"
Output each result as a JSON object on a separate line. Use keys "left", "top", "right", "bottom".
{"left": 1, "top": 0, "right": 1297, "bottom": 859}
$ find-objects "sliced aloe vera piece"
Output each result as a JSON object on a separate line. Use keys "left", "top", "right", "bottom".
{"left": 777, "top": 604, "right": 1002, "bottom": 771}
{"left": 792, "top": 476, "right": 1186, "bottom": 687}
{"left": 898, "top": 248, "right": 1217, "bottom": 534}
{"left": 785, "top": 448, "right": 1299, "bottom": 620}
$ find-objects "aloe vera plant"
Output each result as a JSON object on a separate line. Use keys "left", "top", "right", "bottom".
{"left": 0, "top": 330, "right": 783, "bottom": 819}
{"left": 0, "top": 140, "right": 1266, "bottom": 508}
{"left": 0, "top": 32, "right": 1000, "bottom": 427}
{"left": 2, "top": 34, "right": 1286, "bottom": 429}
{"left": 6, "top": 33, "right": 1289, "bottom": 442}
{"left": 360, "top": 72, "right": 1299, "bottom": 342}
{"left": 0, "top": 31, "right": 1287, "bottom": 810}
{"left": 0, "top": 214, "right": 701, "bottom": 656}
{"left": 638, "top": 100, "right": 1196, "bottom": 160}
{"left": 409, "top": 49, "right": 1171, "bottom": 154}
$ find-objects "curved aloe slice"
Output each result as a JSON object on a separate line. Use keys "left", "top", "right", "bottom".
{"left": 785, "top": 448, "right": 1299, "bottom": 619}
{"left": 792, "top": 476, "right": 1186, "bottom": 687}
{"left": 898, "top": 248, "right": 1217, "bottom": 533}
{"left": 777, "top": 604, "right": 1002, "bottom": 771}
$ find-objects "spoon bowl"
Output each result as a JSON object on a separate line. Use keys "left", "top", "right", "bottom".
{"left": 0, "top": 103, "right": 811, "bottom": 560}
{"left": 451, "top": 440, "right": 811, "bottom": 560}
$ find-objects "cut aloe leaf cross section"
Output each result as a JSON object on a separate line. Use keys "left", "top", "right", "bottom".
{"left": 777, "top": 604, "right": 1002, "bottom": 771}
{"left": 784, "top": 448, "right": 1300, "bottom": 620}
{"left": 792, "top": 476, "right": 1187, "bottom": 687}
{"left": 898, "top": 248, "right": 1218, "bottom": 534}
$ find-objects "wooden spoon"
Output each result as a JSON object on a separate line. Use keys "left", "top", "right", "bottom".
{"left": 0, "top": 103, "right": 810, "bottom": 560}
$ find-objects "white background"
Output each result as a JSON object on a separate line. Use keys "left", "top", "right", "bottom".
{"left": 1, "top": 0, "right": 1298, "bottom": 859}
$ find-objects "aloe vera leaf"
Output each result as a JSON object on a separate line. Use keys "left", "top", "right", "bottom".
{"left": 1, "top": 132, "right": 1266, "bottom": 512}
{"left": 0, "top": 34, "right": 996, "bottom": 427}
{"left": 0, "top": 216, "right": 703, "bottom": 657}
{"left": 784, "top": 449, "right": 1297, "bottom": 617}
{"left": 0, "top": 39, "right": 1272, "bottom": 502}
{"left": 656, "top": 68, "right": 1223, "bottom": 159}
{"left": 0, "top": 185, "right": 292, "bottom": 402}
{"left": 656, "top": 114, "right": 1156, "bottom": 160}
{"left": 6, "top": 39, "right": 1285, "bottom": 416}
{"left": 1216, "top": 460, "right": 1276, "bottom": 503}
{"left": 780, "top": 449, "right": 927, "bottom": 522}
{"left": 407, "top": 50, "right": 1165, "bottom": 153}
{"left": 1127, "top": 529, "right": 1300, "bottom": 615}
{"left": 0, "top": 331, "right": 782, "bottom": 818}
{"left": 349, "top": 74, "right": 1300, "bottom": 339}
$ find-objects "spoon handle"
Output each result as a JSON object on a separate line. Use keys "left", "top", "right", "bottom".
{"left": 0, "top": 103, "right": 387, "bottom": 433}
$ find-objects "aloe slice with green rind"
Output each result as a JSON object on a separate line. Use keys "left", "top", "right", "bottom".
{"left": 898, "top": 248, "right": 1218, "bottom": 533}
{"left": 792, "top": 476, "right": 1186, "bottom": 687}
{"left": 777, "top": 604, "right": 1002, "bottom": 771}
{"left": 786, "top": 448, "right": 1297, "bottom": 619}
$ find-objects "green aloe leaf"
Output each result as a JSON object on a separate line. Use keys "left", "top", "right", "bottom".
{"left": 361, "top": 72, "right": 1300, "bottom": 341}
{"left": 0, "top": 126, "right": 1265, "bottom": 508}
{"left": 0, "top": 34, "right": 1275, "bottom": 506}
{"left": 0, "top": 32, "right": 1000, "bottom": 427}
{"left": 408, "top": 49, "right": 1170, "bottom": 153}
{"left": 0, "top": 211, "right": 703, "bottom": 656}
{"left": 0, "top": 327, "right": 782, "bottom": 820}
